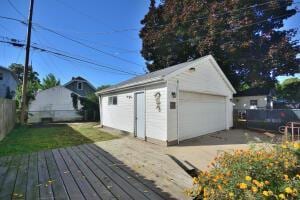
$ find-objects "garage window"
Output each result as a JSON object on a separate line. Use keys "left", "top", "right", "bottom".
{"left": 108, "top": 96, "right": 118, "bottom": 105}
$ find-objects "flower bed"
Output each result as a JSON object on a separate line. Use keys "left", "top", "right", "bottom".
{"left": 187, "top": 142, "right": 300, "bottom": 199}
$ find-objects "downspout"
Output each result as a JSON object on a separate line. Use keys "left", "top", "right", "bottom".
{"left": 98, "top": 95, "right": 103, "bottom": 127}
{"left": 176, "top": 80, "right": 180, "bottom": 144}
{"left": 144, "top": 87, "right": 147, "bottom": 140}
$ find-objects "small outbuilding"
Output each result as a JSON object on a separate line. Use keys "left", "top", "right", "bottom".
{"left": 96, "top": 55, "right": 236, "bottom": 145}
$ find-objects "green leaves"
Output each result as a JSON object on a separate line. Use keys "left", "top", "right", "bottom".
{"left": 140, "top": 0, "right": 300, "bottom": 90}
{"left": 40, "top": 73, "right": 61, "bottom": 90}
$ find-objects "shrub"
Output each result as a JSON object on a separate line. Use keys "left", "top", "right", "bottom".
{"left": 187, "top": 142, "right": 300, "bottom": 199}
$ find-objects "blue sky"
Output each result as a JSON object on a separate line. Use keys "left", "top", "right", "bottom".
{"left": 0, "top": 0, "right": 299, "bottom": 87}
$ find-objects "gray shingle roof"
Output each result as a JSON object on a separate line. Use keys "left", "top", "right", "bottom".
{"left": 98, "top": 57, "right": 206, "bottom": 94}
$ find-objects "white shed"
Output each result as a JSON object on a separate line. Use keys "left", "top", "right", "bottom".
{"left": 96, "top": 55, "right": 236, "bottom": 145}
{"left": 28, "top": 86, "right": 83, "bottom": 123}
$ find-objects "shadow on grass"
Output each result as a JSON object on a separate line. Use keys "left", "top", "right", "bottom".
{"left": 0, "top": 122, "right": 118, "bottom": 157}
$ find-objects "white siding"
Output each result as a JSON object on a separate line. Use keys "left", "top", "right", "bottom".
{"left": 178, "top": 92, "right": 226, "bottom": 141}
{"left": 101, "top": 83, "right": 168, "bottom": 141}
{"left": 28, "top": 86, "right": 82, "bottom": 123}
{"left": 167, "top": 58, "right": 234, "bottom": 142}
{"left": 145, "top": 86, "right": 167, "bottom": 141}
{"left": 102, "top": 91, "right": 135, "bottom": 133}
{"left": 233, "top": 96, "right": 267, "bottom": 109}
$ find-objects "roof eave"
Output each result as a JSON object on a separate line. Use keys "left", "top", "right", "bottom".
{"left": 96, "top": 78, "right": 165, "bottom": 95}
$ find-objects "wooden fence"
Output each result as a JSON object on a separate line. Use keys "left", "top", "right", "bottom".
{"left": 0, "top": 98, "right": 16, "bottom": 141}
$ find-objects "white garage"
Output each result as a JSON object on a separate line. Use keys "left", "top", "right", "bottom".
{"left": 179, "top": 92, "right": 227, "bottom": 140}
{"left": 96, "top": 55, "right": 236, "bottom": 145}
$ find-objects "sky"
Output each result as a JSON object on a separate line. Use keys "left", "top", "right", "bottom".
{"left": 0, "top": 0, "right": 299, "bottom": 88}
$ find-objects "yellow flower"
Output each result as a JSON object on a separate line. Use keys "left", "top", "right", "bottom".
{"left": 192, "top": 177, "right": 198, "bottom": 184}
{"left": 293, "top": 188, "right": 298, "bottom": 194}
{"left": 296, "top": 174, "right": 300, "bottom": 179}
{"left": 283, "top": 174, "right": 289, "bottom": 180}
{"left": 268, "top": 190, "right": 273, "bottom": 196}
{"left": 262, "top": 191, "right": 269, "bottom": 196}
{"left": 245, "top": 176, "right": 252, "bottom": 181}
{"left": 281, "top": 144, "right": 287, "bottom": 149}
{"left": 264, "top": 180, "right": 270, "bottom": 185}
{"left": 239, "top": 183, "right": 247, "bottom": 189}
{"left": 251, "top": 186, "right": 258, "bottom": 193}
{"left": 279, "top": 193, "right": 286, "bottom": 199}
{"left": 293, "top": 142, "right": 300, "bottom": 149}
{"left": 229, "top": 192, "right": 234, "bottom": 197}
{"left": 285, "top": 187, "right": 293, "bottom": 194}
{"left": 217, "top": 185, "right": 222, "bottom": 190}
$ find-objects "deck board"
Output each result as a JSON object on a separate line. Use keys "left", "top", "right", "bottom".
{"left": 72, "top": 146, "right": 130, "bottom": 199}
{"left": 0, "top": 156, "right": 11, "bottom": 186}
{"left": 59, "top": 148, "right": 100, "bottom": 200}
{"left": 66, "top": 147, "right": 116, "bottom": 200}
{"left": 37, "top": 151, "right": 54, "bottom": 199}
{"left": 26, "top": 153, "right": 39, "bottom": 200}
{"left": 0, "top": 144, "right": 171, "bottom": 200}
{"left": 13, "top": 154, "right": 29, "bottom": 199}
{"left": 44, "top": 150, "right": 69, "bottom": 200}
{"left": 52, "top": 149, "right": 85, "bottom": 200}
{"left": 78, "top": 145, "right": 149, "bottom": 199}
{"left": 0, "top": 154, "right": 21, "bottom": 200}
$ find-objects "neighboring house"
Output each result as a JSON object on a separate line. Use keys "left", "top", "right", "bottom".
{"left": 0, "top": 66, "right": 19, "bottom": 99}
{"left": 96, "top": 55, "right": 236, "bottom": 145}
{"left": 28, "top": 77, "right": 96, "bottom": 123}
{"left": 233, "top": 87, "right": 276, "bottom": 109}
{"left": 64, "top": 76, "right": 96, "bottom": 97}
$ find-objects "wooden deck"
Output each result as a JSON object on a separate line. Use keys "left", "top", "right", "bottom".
{"left": 0, "top": 144, "right": 173, "bottom": 200}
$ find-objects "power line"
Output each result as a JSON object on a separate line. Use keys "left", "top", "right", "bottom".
{"left": 7, "top": 0, "right": 27, "bottom": 19}
{"left": 1, "top": 1, "right": 298, "bottom": 51}
{"left": 29, "top": 36, "right": 141, "bottom": 75}
{"left": 0, "top": 39, "right": 141, "bottom": 76}
{"left": 34, "top": 23, "right": 144, "bottom": 67}
{"left": 0, "top": 15, "right": 26, "bottom": 23}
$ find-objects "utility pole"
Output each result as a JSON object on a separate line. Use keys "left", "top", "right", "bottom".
{"left": 20, "top": 0, "right": 34, "bottom": 124}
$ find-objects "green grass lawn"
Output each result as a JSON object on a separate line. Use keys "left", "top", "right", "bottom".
{"left": 0, "top": 122, "right": 119, "bottom": 157}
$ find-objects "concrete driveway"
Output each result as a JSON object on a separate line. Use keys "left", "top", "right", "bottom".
{"left": 94, "top": 128, "right": 276, "bottom": 199}
{"left": 166, "top": 129, "right": 277, "bottom": 170}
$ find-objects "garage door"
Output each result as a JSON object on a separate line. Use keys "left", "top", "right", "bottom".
{"left": 179, "top": 91, "right": 226, "bottom": 140}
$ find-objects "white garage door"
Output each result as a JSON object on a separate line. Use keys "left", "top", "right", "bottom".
{"left": 179, "top": 91, "right": 226, "bottom": 140}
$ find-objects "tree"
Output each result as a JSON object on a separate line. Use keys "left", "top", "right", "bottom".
{"left": 276, "top": 77, "right": 300, "bottom": 102}
{"left": 9, "top": 63, "right": 40, "bottom": 84}
{"left": 97, "top": 85, "right": 111, "bottom": 91}
{"left": 40, "top": 73, "right": 61, "bottom": 90}
{"left": 140, "top": 0, "right": 300, "bottom": 90}
{"left": 79, "top": 93, "right": 100, "bottom": 121}
{"left": 9, "top": 63, "right": 40, "bottom": 109}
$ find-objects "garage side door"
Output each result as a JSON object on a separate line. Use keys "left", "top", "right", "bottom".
{"left": 179, "top": 91, "right": 226, "bottom": 140}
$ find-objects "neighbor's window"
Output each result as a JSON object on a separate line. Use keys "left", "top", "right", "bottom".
{"left": 0, "top": 73, "right": 3, "bottom": 80}
{"left": 77, "top": 82, "right": 83, "bottom": 90}
{"left": 108, "top": 96, "right": 118, "bottom": 105}
{"left": 250, "top": 100, "right": 258, "bottom": 106}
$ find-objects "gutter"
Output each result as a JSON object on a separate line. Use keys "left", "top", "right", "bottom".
{"left": 96, "top": 79, "right": 165, "bottom": 96}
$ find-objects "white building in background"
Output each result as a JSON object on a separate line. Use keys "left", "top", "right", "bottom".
{"left": 96, "top": 55, "right": 236, "bottom": 146}
{"left": 28, "top": 76, "right": 96, "bottom": 123}
{"left": 0, "top": 66, "right": 19, "bottom": 99}
{"left": 28, "top": 86, "right": 83, "bottom": 123}
{"left": 233, "top": 88, "right": 275, "bottom": 109}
